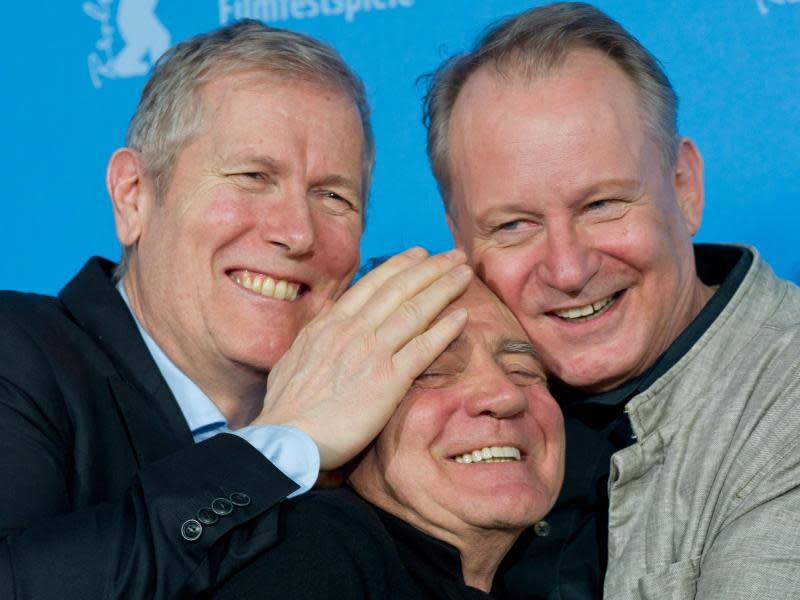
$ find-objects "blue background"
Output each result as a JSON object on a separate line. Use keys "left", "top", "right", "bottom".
{"left": 2, "top": 0, "right": 799, "bottom": 295}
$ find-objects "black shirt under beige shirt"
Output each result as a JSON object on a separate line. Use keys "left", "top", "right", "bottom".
{"left": 499, "top": 245, "right": 751, "bottom": 599}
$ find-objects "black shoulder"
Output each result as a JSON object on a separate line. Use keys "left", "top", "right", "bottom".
{"left": 0, "top": 290, "right": 70, "bottom": 380}
{"left": 281, "top": 487, "right": 398, "bottom": 556}
{"left": 0, "top": 289, "right": 64, "bottom": 324}
{"left": 211, "top": 488, "right": 418, "bottom": 599}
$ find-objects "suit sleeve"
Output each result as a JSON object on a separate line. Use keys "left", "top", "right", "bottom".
{"left": 0, "top": 373, "right": 298, "bottom": 600}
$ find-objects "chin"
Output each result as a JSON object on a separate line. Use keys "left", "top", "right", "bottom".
{"left": 467, "top": 507, "right": 541, "bottom": 533}
{"left": 550, "top": 351, "right": 634, "bottom": 392}
{"left": 477, "top": 488, "right": 550, "bottom": 526}
{"left": 229, "top": 338, "right": 293, "bottom": 374}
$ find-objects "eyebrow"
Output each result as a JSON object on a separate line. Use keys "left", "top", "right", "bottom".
{"left": 223, "top": 155, "right": 361, "bottom": 198}
{"left": 474, "top": 178, "right": 643, "bottom": 222}
{"left": 226, "top": 154, "right": 283, "bottom": 174}
{"left": 499, "top": 338, "right": 538, "bottom": 359}
{"left": 581, "top": 178, "right": 641, "bottom": 195}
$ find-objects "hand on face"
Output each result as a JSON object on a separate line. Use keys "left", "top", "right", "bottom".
{"left": 255, "top": 247, "right": 473, "bottom": 470}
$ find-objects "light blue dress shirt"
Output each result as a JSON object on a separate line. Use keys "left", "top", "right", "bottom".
{"left": 116, "top": 283, "right": 319, "bottom": 497}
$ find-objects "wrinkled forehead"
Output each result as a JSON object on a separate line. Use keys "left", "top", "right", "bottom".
{"left": 440, "top": 280, "right": 529, "bottom": 348}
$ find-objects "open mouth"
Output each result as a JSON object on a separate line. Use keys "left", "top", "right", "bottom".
{"left": 551, "top": 291, "right": 621, "bottom": 322}
{"left": 451, "top": 445, "right": 522, "bottom": 464}
{"left": 228, "top": 269, "right": 307, "bottom": 302}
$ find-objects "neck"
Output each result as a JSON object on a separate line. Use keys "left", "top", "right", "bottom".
{"left": 121, "top": 275, "right": 267, "bottom": 429}
{"left": 457, "top": 528, "right": 518, "bottom": 593}
{"left": 349, "top": 462, "right": 520, "bottom": 593}
{"left": 692, "top": 279, "right": 717, "bottom": 317}
{"left": 206, "top": 374, "right": 267, "bottom": 429}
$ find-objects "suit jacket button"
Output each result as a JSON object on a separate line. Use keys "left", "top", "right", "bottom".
{"left": 181, "top": 519, "right": 203, "bottom": 542}
{"left": 211, "top": 497, "right": 234, "bottom": 516}
{"left": 229, "top": 492, "right": 251, "bottom": 507}
{"left": 197, "top": 507, "right": 219, "bottom": 526}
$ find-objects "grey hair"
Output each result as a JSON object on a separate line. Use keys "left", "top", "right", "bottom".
{"left": 423, "top": 2, "right": 679, "bottom": 214}
{"left": 115, "top": 19, "right": 373, "bottom": 279}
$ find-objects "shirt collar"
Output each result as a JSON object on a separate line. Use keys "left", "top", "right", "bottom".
{"left": 115, "top": 281, "right": 228, "bottom": 436}
{"left": 376, "top": 506, "right": 463, "bottom": 582}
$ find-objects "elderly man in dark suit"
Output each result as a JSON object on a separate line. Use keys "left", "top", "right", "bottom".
{"left": 0, "top": 20, "right": 470, "bottom": 599}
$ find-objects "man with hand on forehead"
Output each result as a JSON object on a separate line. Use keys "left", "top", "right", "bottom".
{"left": 424, "top": 2, "right": 800, "bottom": 598}
{"left": 0, "top": 20, "right": 471, "bottom": 599}
{"left": 212, "top": 279, "right": 565, "bottom": 599}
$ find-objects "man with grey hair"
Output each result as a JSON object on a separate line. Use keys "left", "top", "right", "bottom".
{"left": 424, "top": 2, "right": 800, "bottom": 598}
{"left": 0, "top": 19, "right": 471, "bottom": 599}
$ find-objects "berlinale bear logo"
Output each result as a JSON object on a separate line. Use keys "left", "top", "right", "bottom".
{"left": 84, "top": 0, "right": 171, "bottom": 88}
{"left": 757, "top": 0, "right": 800, "bottom": 14}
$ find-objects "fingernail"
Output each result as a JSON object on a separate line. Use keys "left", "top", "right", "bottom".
{"left": 442, "top": 248, "right": 466, "bottom": 262}
{"left": 452, "top": 264, "right": 473, "bottom": 282}
{"left": 449, "top": 307, "right": 468, "bottom": 324}
{"left": 404, "top": 246, "right": 428, "bottom": 259}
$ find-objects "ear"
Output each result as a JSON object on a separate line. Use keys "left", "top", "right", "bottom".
{"left": 673, "top": 138, "right": 704, "bottom": 236}
{"left": 446, "top": 212, "right": 465, "bottom": 249}
{"left": 106, "top": 148, "right": 155, "bottom": 246}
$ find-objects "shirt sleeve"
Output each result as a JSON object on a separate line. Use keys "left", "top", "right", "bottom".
{"left": 230, "top": 425, "right": 320, "bottom": 497}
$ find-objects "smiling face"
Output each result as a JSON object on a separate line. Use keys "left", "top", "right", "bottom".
{"left": 350, "top": 281, "right": 564, "bottom": 548}
{"left": 118, "top": 70, "right": 364, "bottom": 402}
{"left": 446, "top": 50, "right": 712, "bottom": 393}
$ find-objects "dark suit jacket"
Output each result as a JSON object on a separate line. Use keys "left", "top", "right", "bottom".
{"left": 0, "top": 257, "right": 298, "bottom": 599}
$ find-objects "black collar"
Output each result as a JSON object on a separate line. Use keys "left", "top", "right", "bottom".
{"left": 377, "top": 508, "right": 464, "bottom": 583}
{"left": 372, "top": 504, "right": 497, "bottom": 598}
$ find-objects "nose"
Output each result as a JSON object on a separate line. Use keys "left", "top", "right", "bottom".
{"left": 535, "top": 220, "right": 599, "bottom": 294}
{"left": 464, "top": 363, "right": 528, "bottom": 420}
{"left": 260, "top": 186, "right": 316, "bottom": 256}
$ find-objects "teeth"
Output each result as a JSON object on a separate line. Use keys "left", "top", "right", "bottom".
{"left": 262, "top": 276, "right": 275, "bottom": 298}
{"left": 274, "top": 280, "right": 287, "bottom": 300}
{"left": 453, "top": 446, "right": 522, "bottom": 464}
{"left": 233, "top": 270, "right": 300, "bottom": 302}
{"left": 554, "top": 295, "right": 614, "bottom": 320}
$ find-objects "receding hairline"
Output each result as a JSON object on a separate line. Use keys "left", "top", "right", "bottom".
{"left": 200, "top": 59, "right": 365, "bottom": 97}
{"left": 191, "top": 65, "right": 367, "bottom": 139}
{"left": 444, "top": 47, "right": 671, "bottom": 221}
{"left": 424, "top": 2, "right": 681, "bottom": 216}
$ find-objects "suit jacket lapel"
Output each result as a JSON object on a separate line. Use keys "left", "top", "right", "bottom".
{"left": 59, "top": 257, "right": 193, "bottom": 464}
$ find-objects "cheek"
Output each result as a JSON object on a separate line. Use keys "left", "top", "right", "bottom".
{"left": 597, "top": 205, "right": 679, "bottom": 270}
{"left": 476, "top": 247, "right": 535, "bottom": 313}
{"left": 174, "top": 190, "right": 253, "bottom": 258}
{"left": 539, "top": 400, "right": 565, "bottom": 448}
{"left": 377, "top": 394, "right": 451, "bottom": 474}
{"left": 535, "top": 396, "right": 566, "bottom": 483}
{"left": 314, "top": 218, "right": 361, "bottom": 283}
{"left": 205, "top": 194, "right": 252, "bottom": 230}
